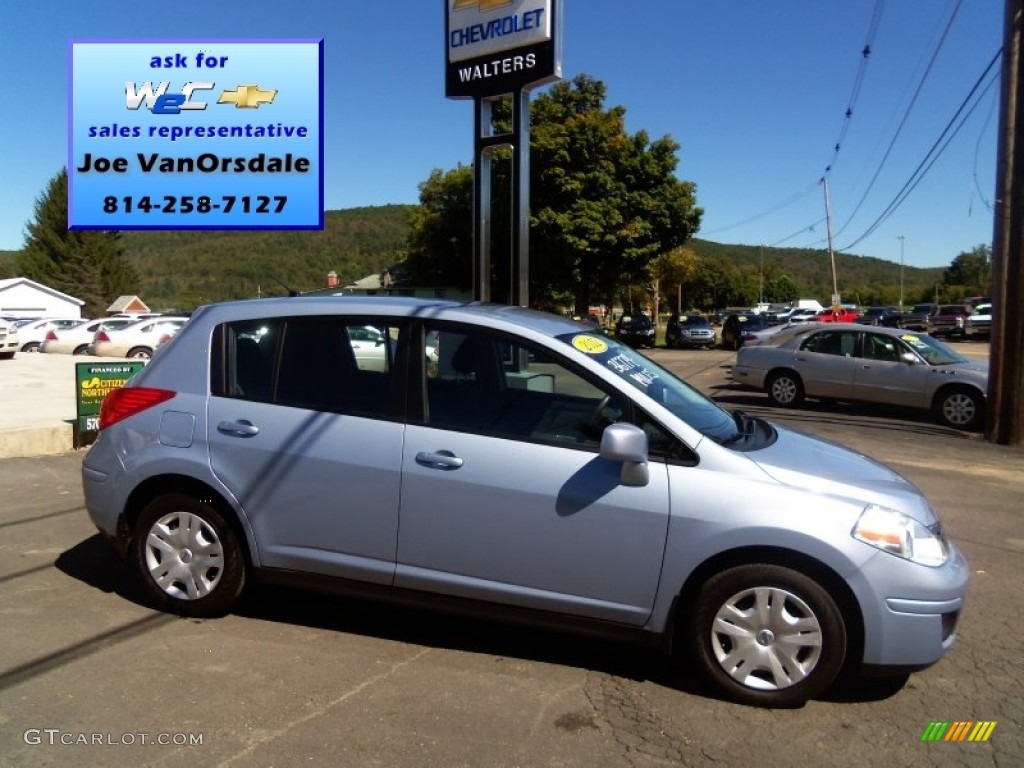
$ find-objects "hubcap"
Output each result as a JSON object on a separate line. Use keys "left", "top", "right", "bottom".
{"left": 711, "top": 586, "right": 822, "bottom": 691}
{"left": 144, "top": 511, "right": 224, "bottom": 600}
{"left": 771, "top": 378, "right": 797, "bottom": 404}
{"left": 943, "top": 394, "right": 975, "bottom": 426}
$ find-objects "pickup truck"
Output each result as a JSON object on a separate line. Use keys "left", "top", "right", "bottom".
{"left": 900, "top": 302, "right": 936, "bottom": 332}
{"left": 927, "top": 304, "right": 972, "bottom": 338}
{"left": 964, "top": 303, "right": 992, "bottom": 339}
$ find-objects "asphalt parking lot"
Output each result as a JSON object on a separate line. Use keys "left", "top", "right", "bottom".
{"left": 1, "top": 342, "right": 1021, "bottom": 767}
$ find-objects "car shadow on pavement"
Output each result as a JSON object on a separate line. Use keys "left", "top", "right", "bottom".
{"left": 55, "top": 533, "right": 150, "bottom": 606}
{"left": 52, "top": 537, "right": 910, "bottom": 707}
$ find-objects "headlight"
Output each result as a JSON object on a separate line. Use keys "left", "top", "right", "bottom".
{"left": 852, "top": 505, "right": 949, "bottom": 566}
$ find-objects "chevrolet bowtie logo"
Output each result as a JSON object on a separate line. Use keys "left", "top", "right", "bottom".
{"left": 453, "top": 0, "right": 514, "bottom": 10}
{"left": 218, "top": 85, "right": 277, "bottom": 109}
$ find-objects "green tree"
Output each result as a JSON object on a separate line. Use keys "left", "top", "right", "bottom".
{"left": 763, "top": 274, "right": 799, "bottom": 303}
{"left": 649, "top": 245, "right": 698, "bottom": 316}
{"left": 405, "top": 75, "right": 703, "bottom": 312}
{"left": 403, "top": 165, "right": 474, "bottom": 292}
{"left": 17, "top": 168, "right": 138, "bottom": 316}
{"left": 942, "top": 244, "right": 991, "bottom": 298}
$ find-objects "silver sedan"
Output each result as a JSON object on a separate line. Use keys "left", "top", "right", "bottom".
{"left": 731, "top": 323, "right": 987, "bottom": 430}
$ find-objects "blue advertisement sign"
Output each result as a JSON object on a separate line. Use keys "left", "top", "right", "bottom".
{"left": 69, "top": 39, "right": 324, "bottom": 231}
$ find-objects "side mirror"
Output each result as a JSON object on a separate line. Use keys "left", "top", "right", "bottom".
{"left": 900, "top": 352, "right": 917, "bottom": 364}
{"left": 600, "top": 422, "right": 650, "bottom": 487}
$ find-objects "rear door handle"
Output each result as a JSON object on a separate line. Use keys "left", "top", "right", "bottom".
{"left": 217, "top": 420, "right": 260, "bottom": 437}
{"left": 415, "top": 450, "right": 464, "bottom": 470}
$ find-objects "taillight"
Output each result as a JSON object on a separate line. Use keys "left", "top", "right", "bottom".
{"left": 45, "top": 330, "right": 58, "bottom": 341}
{"left": 99, "top": 387, "right": 175, "bottom": 429}
{"left": 95, "top": 331, "right": 111, "bottom": 343}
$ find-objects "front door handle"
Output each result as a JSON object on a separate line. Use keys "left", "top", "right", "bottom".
{"left": 415, "top": 450, "right": 464, "bottom": 470}
{"left": 217, "top": 420, "right": 260, "bottom": 437}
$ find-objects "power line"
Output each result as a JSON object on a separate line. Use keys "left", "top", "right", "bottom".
{"left": 701, "top": 1, "right": 887, "bottom": 241}
{"left": 821, "top": 0, "right": 886, "bottom": 179}
{"left": 839, "top": 49, "right": 1002, "bottom": 251}
{"left": 832, "top": 0, "right": 963, "bottom": 242}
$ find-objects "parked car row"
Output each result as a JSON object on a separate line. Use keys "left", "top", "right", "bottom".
{"left": 0, "top": 313, "right": 191, "bottom": 360}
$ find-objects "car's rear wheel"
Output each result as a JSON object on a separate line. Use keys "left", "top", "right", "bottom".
{"left": 73, "top": 344, "right": 89, "bottom": 355}
{"left": 687, "top": 564, "right": 847, "bottom": 708}
{"left": 766, "top": 370, "right": 804, "bottom": 406}
{"left": 132, "top": 494, "right": 246, "bottom": 617}
{"left": 127, "top": 346, "right": 152, "bottom": 359}
{"left": 22, "top": 342, "right": 41, "bottom": 353}
{"left": 934, "top": 387, "right": 983, "bottom": 431}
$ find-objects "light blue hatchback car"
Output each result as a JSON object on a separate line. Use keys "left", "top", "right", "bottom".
{"left": 82, "top": 297, "right": 968, "bottom": 707}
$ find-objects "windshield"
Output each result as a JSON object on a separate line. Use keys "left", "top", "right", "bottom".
{"left": 897, "top": 332, "right": 969, "bottom": 365}
{"left": 556, "top": 331, "right": 737, "bottom": 442}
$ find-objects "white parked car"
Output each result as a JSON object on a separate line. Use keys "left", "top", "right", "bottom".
{"left": 16, "top": 318, "right": 88, "bottom": 352}
{"left": 41, "top": 317, "right": 136, "bottom": 355}
{"left": 0, "top": 317, "right": 19, "bottom": 359}
{"left": 88, "top": 316, "right": 189, "bottom": 359}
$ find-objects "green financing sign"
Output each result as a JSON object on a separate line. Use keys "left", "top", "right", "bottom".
{"left": 75, "top": 362, "right": 145, "bottom": 439}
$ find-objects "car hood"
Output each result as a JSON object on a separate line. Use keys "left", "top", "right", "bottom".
{"left": 746, "top": 423, "right": 936, "bottom": 524}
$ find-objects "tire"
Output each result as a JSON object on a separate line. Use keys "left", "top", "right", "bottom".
{"left": 766, "top": 370, "right": 805, "bottom": 406}
{"left": 127, "top": 346, "right": 152, "bottom": 360}
{"left": 687, "top": 564, "right": 847, "bottom": 708}
{"left": 132, "top": 494, "right": 247, "bottom": 618}
{"left": 934, "top": 386, "right": 984, "bottom": 431}
{"left": 73, "top": 344, "right": 89, "bottom": 355}
{"left": 22, "top": 342, "right": 41, "bottom": 353}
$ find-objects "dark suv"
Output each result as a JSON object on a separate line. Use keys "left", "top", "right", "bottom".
{"left": 665, "top": 314, "right": 716, "bottom": 349}
{"left": 721, "top": 312, "right": 770, "bottom": 350}
{"left": 615, "top": 314, "right": 655, "bottom": 348}
{"left": 855, "top": 306, "right": 904, "bottom": 328}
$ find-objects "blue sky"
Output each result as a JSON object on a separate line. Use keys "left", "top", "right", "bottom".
{"left": 0, "top": 1, "right": 1005, "bottom": 270}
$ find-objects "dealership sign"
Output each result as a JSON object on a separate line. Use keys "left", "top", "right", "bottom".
{"left": 446, "top": 0, "right": 561, "bottom": 98}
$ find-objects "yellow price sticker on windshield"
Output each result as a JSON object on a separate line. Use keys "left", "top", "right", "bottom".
{"left": 572, "top": 335, "right": 608, "bottom": 354}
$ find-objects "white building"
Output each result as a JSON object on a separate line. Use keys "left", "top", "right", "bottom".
{"left": 0, "top": 277, "right": 85, "bottom": 319}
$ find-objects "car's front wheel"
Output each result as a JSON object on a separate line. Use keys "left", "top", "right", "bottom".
{"left": 766, "top": 370, "right": 805, "bottom": 406}
{"left": 934, "top": 386, "right": 984, "bottom": 431}
{"left": 132, "top": 494, "right": 246, "bottom": 617}
{"left": 687, "top": 564, "right": 847, "bottom": 707}
{"left": 127, "top": 346, "right": 153, "bottom": 359}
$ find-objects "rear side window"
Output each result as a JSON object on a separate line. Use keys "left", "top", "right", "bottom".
{"left": 212, "top": 317, "right": 401, "bottom": 418}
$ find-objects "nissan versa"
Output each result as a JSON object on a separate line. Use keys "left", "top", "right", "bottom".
{"left": 82, "top": 297, "right": 968, "bottom": 708}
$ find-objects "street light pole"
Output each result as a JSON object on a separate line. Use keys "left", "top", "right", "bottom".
{"left": 897, "top": 235, "right": 905, "bottom": 310}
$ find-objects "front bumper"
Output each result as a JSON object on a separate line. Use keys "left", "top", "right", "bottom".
{"left": 851, "top": 543, "right": 969, "bottom": 670}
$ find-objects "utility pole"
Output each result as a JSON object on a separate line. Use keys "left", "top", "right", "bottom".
{"left": 988, "top": 0, "right": 1024, "bottom": 445}
{"left": 759, "top": 244, "right": 764, "bottom": 304}
{"left": 822, "top": 179, "right": 839, "bottom": 307}
{"left": 897, "top": 235, "right": 905, "bottom": 310}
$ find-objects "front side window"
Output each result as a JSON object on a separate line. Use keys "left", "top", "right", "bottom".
{"left": 422, "top": 326, "right": 625, "bottom": 450}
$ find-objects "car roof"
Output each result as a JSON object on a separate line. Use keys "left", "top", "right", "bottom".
{"left": 190, "top": 296, "right": 590, "bottom": 338}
